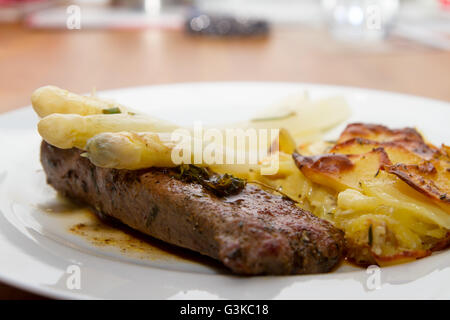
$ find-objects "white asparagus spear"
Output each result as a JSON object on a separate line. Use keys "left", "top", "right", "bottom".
{"left": 85, "top": 132, "right": 178, "bottom": 169}
{"left": 38, "top": 113, "right": 179, "bottom": 149}
{"left": 32, "top": 85, "right": 128, "bottom": 117}
{"left": 84, "top": 131, "right": 276, "bottom": 176}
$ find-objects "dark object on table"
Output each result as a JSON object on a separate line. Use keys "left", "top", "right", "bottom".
{"left": 185, "top": 13, "right": 269, "bottom": 37}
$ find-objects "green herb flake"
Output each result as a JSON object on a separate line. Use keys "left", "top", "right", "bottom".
{"left": 146, "top": 205, "right": 159, "bottom": 228}
{"left": 368, "top": 224, "right": 373, "bottom": 246}
{"left": 102, "top": 107, "right": 122, "bottom": 114}
{"left": 374, "top": 168, "right": 380, "bottom": 177}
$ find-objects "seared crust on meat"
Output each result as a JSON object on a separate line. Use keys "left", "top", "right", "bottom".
{"left": 41, "top": 141, "right": 344, "bottom": 275}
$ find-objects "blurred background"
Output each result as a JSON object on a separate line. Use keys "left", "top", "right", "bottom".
{"left": 0, "top": 0, "right": 449, "bottom": 298}
{"left": 0, "top": 0, "right": 449, "bottom": 115}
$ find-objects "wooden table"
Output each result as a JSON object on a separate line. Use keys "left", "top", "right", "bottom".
{"left": 0, "top": 23, "right": 449, "bottom": 299}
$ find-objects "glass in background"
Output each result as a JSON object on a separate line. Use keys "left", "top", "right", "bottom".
{"left": 321, "top": 0, "right": 400, "bottom": 42}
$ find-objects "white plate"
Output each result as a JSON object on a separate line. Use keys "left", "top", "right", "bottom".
{"left": 0, "top": 82, "right": 449, "bottom": 300}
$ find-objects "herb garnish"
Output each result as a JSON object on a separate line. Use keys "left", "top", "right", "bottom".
{"left": 374, "top": 168, "right": 380, "bottom": 177}
{"left": 102, "top": 107, "right": 121, "bottom": 114}
{"left": 368, "top": 224, "right": 373, "bottom": 246}
{"left": 174, "top": 164, "right": 246, "bottom": 197}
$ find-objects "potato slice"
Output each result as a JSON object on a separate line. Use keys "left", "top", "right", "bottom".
{"left": 297, "top": 140, "right": 335, "bottom": 156}
{"left": 384, "top": 160, "right": 450, "bottom": 212}
{"left": 330, "top": 137, "right": 429, "bottom": 164}
{"left": 269, "top": 128, "right": 297, "bottom": 154}
{"left": 293, "top": 148, "right": 391, "bottom": 192}
{"left": 337, "top": 123, "right": 425, "bottom": 144}
{"left": 362, "top": 177, "right": 450, "bottom": 228}
{"left": 245, "top": 95, "right": 351, "bottom": 143}
{"left": 441, "top": 144, "right": 450, "bottom": 158}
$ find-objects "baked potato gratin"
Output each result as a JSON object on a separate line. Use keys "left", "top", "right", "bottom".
{"left": 255, "top": 124, "right": 450, "bottom": 266}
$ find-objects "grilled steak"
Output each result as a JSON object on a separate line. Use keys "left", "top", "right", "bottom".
{"left": 41, "top": 141, "right": 344, "bottom": 275}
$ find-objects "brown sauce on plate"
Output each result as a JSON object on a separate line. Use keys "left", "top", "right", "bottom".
{"left": 66, "top": 206, "right": 226, "bottom": 271}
